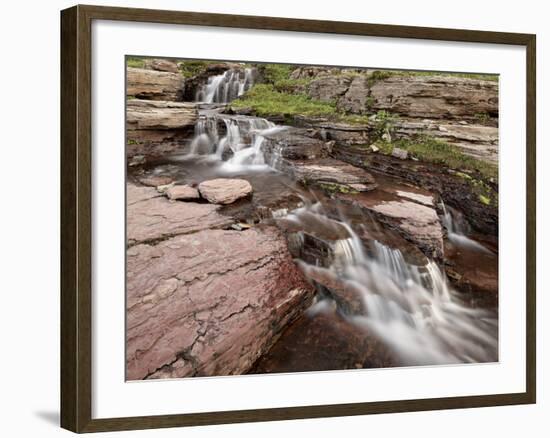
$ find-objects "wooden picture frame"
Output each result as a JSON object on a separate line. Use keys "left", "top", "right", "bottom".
{"left": 61, "top": 4, "right": 536, "bottom": 433}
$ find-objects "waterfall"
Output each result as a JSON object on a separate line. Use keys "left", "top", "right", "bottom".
{"left": 441, "top": 202, "right": 492, "bottom": 253}
{"left": 187, "top": 111, "right": 289, "bottom": 172}
{"left": 281, "top": 201, "right": 498, "bottom": 366}
{"left": 195, "top": 68, "right": 256, "bottom": 104}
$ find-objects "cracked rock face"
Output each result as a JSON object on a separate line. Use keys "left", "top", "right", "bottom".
{"left": 126, "top": 226, "right": 315, "bottom": 380}
{"left": 127, "top": 183, "right": 232, "bottom": 245}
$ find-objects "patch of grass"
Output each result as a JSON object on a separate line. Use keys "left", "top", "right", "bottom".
{"left": 474, "top": 112, "right": 492, "bottom": 124}
{"left": 126, "top": 57, "right": 145, "bottom": 68}
{"left": 478, "top": 194, "right": 491, "bottom": 205}
{"left": 232, "top": 84, "right": 338, "bottom": 118}
{"left": 373, "top": 135, "right": 498, "bottom": 180}
{"left": 372, "top": 69, "right": 498, "bottom": 82}
{"left": 367, "top": 70, "right": 393, "bottom": 86}
{"left": 260, "top": 64, "right": 295, "bottom": 84}
{"left": 178, "top": 60, "right": 212, "bottom": 78}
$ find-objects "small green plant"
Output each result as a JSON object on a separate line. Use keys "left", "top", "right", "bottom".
{"left": 372, "top": 110, "right": 398, "bottom": 141}
{"left": 478, "top": 194, "right": 491, "bottom": 205}
{"left": 126, "top": 57, "right": 145, "bottom": 68}
{"left": 367, "top": 70, "right": 393, "bottom": 86}
{"left": 178, "top": 60, "right": 211, "bottom": 78}
{"left": 474, "top": 112, "right": 491, "bottom": 124}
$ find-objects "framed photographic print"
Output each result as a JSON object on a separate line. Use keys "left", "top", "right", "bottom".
{"left": 60, "top": 4, "right": 536, "bottom": 433}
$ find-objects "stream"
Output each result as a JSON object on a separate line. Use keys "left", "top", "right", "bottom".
{"left": 130, "top": 70, "right": 499, "bottom": 372}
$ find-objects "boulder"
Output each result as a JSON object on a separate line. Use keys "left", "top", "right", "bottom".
{"left": 126, "top": 67, "right": 184, "bottom": 101}
{"left": 198, "top": 178, "right": 253, "bottom": 204}
{"left": 261, "top": 128, "right": 329, "bottom": 162}
{"left": 126, "top": 226, "right": 315, "bottom": 379}
{"left": 308, "top": 75, "right": 353, "bottom": 103}
{"left": 143, "top": 58, "right": 179, "bottom": 73}
{"left": 165, "top": 184, "right": 200, "bottom": 201}
{"left": 391, "top": 147, "right": 408, "bottom": 160}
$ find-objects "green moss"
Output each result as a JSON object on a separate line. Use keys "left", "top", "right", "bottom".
{"left": 232, "top": 84, "right": 337, "bottom": 118}
{"left": 127, "top": 139, "right": 138, "bottom": 145}
{"left": 318, "top": 182, "right": 359, "bottom": 194}
{"left": 260, "top": 64, "right": 296, "bottom": 84}
{"left": 478, "top": 194, "right": 491, "bottom": 205}
{"left": 372, "top": 135, "right": 497, "bottom": 180}
{"left": 372, "top": 69, "right": 498, "bottom": 82}
{"left": 474, "top": 112, "right": 491, "bottom": 124}
{"left": 126, "top": 57, "right": 145, "bottom": 68}
{"left": 367, "top": 70, "right": 393, "bottom": 86}
{"left": 178, "top": 60, "right": 211, "bottom": 78}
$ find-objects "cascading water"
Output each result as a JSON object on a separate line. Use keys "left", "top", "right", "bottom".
{"left": 441, "top": 201, "right": 492, "bottom": 253}
{"left": 195, "top": 68, "right": 256, "bottom": 104}
{"left": 281, "top": 201, "right": 498, "bottom": 366}
{"left": 187, "top": 111, "right": 288, "bottom": 171}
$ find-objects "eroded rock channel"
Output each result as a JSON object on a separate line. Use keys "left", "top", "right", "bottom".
{"left": 126, "top": 59, "right": 499, "bottom": 379}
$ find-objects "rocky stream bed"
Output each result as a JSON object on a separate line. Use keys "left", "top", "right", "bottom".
{"left": 125, "top": 58, "right": 499, "bottom": 380}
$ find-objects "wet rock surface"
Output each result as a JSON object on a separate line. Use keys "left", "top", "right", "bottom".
{"left": 332, "top": 145, "right": 498, "bottom": 236}
{"left": 126, "top": 226, "right": 315, "bottom": 380}
{"left": 279, "top": 158, "right": 378, "bottom": 193}
{"left": 252, "top": 301, "right": 395, "bottom": 374}
{"left": 338, "top": 175, "right": 444, "bottom": 260}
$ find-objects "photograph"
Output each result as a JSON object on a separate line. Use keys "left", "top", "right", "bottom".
{"left": 125, "top": 57, "right": 499, "bottom": 380}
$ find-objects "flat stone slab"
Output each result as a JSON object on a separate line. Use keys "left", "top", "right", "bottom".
{"left": 126, "top": 226, "right": 315, "bottom": 380}
{"left": 280, "top": 158, "right": 377, "bottom": 192}
{"left": 127, "top": 183, "right": 232, "bottom": 245}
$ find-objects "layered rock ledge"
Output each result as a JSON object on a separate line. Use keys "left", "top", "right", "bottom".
{"left": 126, "top": 99, "right": 198, "bottom": 158}
{"left": 126, "top": 225, "right": 315, "bottom": 379}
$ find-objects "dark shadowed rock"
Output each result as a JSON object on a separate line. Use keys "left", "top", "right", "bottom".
{"left": 252, "top": 301, "right": 395, "bottom": 374}
{"left": 262, "top": 128, "right": 328, "bottom": 161}
{"left": 198, "top": 178, "right": 253, "bottom": 204}
{"left": 126, "top": 226, "right": 315, "bottom": 379}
